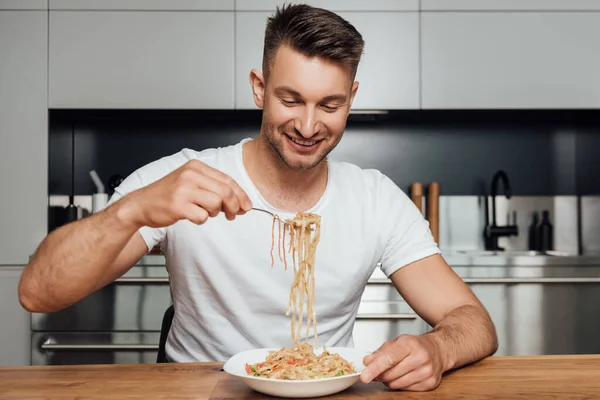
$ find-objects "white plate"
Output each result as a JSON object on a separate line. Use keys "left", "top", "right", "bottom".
{"left": 222, "top": 346, "right": 370, "bottom": 398}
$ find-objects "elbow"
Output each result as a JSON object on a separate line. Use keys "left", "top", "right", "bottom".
{"left": 18, "top": 287, "right": 39, "bottom": 312}
{"left": 486, "top": 316, "right": 500, "bottom": 357}
{"left": 490, "top": 330, "right": 500, "bottom": 356}
{"left": 18, "top": 281, "right": 40, "bottom": 312}
{"left": 18, "top": 275, "right": 51, "bottom": 313}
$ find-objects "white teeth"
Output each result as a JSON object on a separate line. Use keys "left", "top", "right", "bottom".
{"left": 290, "top": 137, "right": 317, "bottom": 146}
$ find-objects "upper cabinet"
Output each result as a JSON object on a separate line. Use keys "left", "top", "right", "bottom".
{"left": 49, "top": 0, "right": 233, "bottom": 10}
{"left": 339, "top": 12, "right": 419, "bottom": 110}
{"left": 0, "top": 0, "right": 47, "bottom": 9}
{"left": 49, "top": 11, "right": 235, "bottom": 109}
{"left": 0, "top": 11, "right": 48, "bottom": 264}
{"left": 421, "top": 0, "right": 600, "bottom": 11}
{"left": 234, "top": 12, "right": 267, "bottom": 109}
{"left": 421, "top": 12, "right": 600, "bottom": 109}
{"left": 236, "top": 0, "right": 418, "bottom": 11}
{"left": 235, "top": 10, "right": 419, "bottom": 110}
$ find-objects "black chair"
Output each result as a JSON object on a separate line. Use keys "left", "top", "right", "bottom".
{"left": 157, "top": 304, "right": 175, "bottom": 363}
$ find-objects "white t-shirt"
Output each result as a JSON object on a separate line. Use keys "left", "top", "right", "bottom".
{"left": 108, "top": 138, "right": 440, "bottom": 362}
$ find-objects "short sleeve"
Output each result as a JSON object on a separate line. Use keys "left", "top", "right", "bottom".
{"left": 107, "top": 171, "right": 167, "bottom": 254}
{"left": 377, "top": 175, "right": 440, "bottom": 277}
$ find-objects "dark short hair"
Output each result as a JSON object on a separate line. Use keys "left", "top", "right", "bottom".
{"left": 262, "top": 3, "right": 365, "bottom": 81}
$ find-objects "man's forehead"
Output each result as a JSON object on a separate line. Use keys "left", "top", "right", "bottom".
{"left": 268, "top": 46, "right": 353, "bottom": 95}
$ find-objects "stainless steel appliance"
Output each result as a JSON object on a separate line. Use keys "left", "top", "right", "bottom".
{"left": 31, "top": 256, "right": 171, "bottom": 365}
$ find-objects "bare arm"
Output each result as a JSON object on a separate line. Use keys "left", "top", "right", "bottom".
{"left": 361, "top": 254, "right": 498, "bottom": 390}
{"left": 19, "top": 159, "right": 252, "bottom": 313}
{"left": 391, "top": 254, "right": 498, "bottom": 371}
{"left": 19, "top": 197, "right": 147, "bottom": 313}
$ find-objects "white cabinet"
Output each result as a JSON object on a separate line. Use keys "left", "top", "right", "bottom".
{"left": 235, "top": 11, "right": 419, "bottom": 110}
{"left": 340, "top": 12, "right": 419, "bottom": 110}
{"left": 421, "top": 12, "right": 600, "bottom": 109}
{"left": 0, "top": 0, "right": 46, "bottom": 9}
{"left": 50, "top": 0, "right": 233, "bottom": 10}
{"left": 421, "top": 0, "right": 600, "bottom": 11}
{"left": 49, "top": 11, "right": 235, "bottom": 109}
{"left": 235, "top": 0, "right": 418, "bottom": 11}
{"left": 0, "top": 267, "right": 31, "bottom": 366}
{"left": 0, "top": 11, "right": 48, "bottom": 265}
{"left": 234, "top": 12, "right": 266, "bottom": 109}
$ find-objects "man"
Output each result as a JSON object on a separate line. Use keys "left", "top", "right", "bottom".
{"left": 19, "top": 3, "right": 497, "bottom": 391}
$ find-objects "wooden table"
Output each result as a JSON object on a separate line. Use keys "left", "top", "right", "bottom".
{"left": 1, "top": 355, "right": 600, "bottom": 399}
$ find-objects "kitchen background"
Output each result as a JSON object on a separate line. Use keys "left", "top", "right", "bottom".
{"left": 2, "top": 0, "right": 600, "bottom": 367}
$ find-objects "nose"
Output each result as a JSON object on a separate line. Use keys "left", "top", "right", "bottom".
{"left": 294, "top": 106, "right": 320, "bottom": 139}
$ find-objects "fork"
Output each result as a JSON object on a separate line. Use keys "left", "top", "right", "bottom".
{"left": 251, "top": 207, "right": 293, "bottom": 225}
{"left": 251, "top": 207, "right": 278, "bottom": 218}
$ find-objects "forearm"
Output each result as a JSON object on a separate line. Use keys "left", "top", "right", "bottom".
{"left": 425, "top": 304, "right": 498, "bottom": 373}
{"left": 19, "top": 198, "right": 140, "bottom": 312}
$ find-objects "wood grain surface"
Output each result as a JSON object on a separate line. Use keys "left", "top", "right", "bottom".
{"left": 1, "top": 355, "right": 600, "bottom": 399}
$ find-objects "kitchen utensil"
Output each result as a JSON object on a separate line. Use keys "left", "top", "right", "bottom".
{"left": 89, "top": 169, "right": 108, "bottom": 213}
{"left": 427, "top": 182, "right": 440, "bottom": 245}
{"left": 410, "top": 182, "right": 424, "bottom": 213}
{"left": 108, "top": 174, "right": 124, "bottom": 195}
{"left": 64, "top": 200, "right": 79, "bottom": 223}
{"left": 251, "top": 207, "right": 279, "bottom": 218}
{"left": 65, "top": 124, "right": 79, "bottom": 223}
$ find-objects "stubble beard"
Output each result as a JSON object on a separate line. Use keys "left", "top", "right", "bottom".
{"left": 261, "top": 114, "right": 339, "bottom": 171}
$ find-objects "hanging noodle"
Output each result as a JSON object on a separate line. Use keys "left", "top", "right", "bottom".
{"left": 245, "top": 212, "right": 356, "bottom": 380}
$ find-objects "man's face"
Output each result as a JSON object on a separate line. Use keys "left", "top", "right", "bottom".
{"left": 251, "top": 46, "right": 359, "bottom": 170}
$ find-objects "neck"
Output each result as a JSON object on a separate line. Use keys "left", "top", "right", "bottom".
{"left": 243, "top": 135, "right": 328, "bottom": 211}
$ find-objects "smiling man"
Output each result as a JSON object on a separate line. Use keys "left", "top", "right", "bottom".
{"left": 19, "top": 3, "right": 497, "bottom": 392}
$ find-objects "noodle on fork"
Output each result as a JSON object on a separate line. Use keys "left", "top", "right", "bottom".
{"left": 275, "top": 213, "right": 320, "bottom": 346}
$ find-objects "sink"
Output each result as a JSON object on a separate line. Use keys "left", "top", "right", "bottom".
{"left": 454, "top": 250, "right": 571, "bottom": 257}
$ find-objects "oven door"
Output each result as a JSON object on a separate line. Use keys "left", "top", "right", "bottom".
{"left": 30, "top": 258, "right": 171, "bottom": 365}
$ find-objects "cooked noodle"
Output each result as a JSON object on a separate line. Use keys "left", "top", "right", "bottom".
{"left": 245, "top": 212, "right": 356, "bottom": 380}
{"left": 245, "top": 343, "right": 356, "bottom": 380}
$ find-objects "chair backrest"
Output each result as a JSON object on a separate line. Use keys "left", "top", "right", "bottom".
{"left": 156, "top": 304, "right": 175, "bottom": 363}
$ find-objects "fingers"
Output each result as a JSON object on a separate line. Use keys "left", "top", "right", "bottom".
{"left": 373, "top": 354, "right": 420, "bottom": 383}
{"left": 360, "top": 343, "right": 411, "bottom": 384}
{"left": 184, "top": 203, "right": 210, "bottom": 225}
{"left": 191, "top": 175, "right": 241, "bottom": 221}
{"left": 401, "top": 376, "right": 441, "bottom": 392}
{"left": 187, "top": 189, "right": 224, "bottom": 219}
{"left": 366, "top": 335, "right": 442, "bottom": 392}
{"left": 187, "top": 160, "right": 252, "bottom": 214}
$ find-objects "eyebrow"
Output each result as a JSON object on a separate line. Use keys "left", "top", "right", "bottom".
{"left": 274, "top": 86, "right": 347, "bottom": 104}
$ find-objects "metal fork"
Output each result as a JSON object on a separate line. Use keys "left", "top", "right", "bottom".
{"left": 251, "top": 207, "right": 293, "bottom": 225}
{"left": 251, "top": 207, "right": 278, "bottom": 218}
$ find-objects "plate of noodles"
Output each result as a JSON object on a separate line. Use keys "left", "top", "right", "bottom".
{"left": 223, "top": 343, "right": 370, "bottom": 398}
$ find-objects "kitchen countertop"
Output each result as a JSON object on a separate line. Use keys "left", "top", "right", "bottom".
{"left": 442, "top": 251, "right": 600, "bottom": 266}
{"left": 1, "top": 355, "right": 600, "bottom": 399}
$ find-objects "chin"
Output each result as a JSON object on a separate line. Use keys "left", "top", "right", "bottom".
{"left": 282, "top": 154, "right": 325, "bottom": 170}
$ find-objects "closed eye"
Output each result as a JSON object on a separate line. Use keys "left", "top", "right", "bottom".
{"left": 321, "top": 105, "right": 341, "bottom": 112}
{"left": 281, "top": 98, "right": 300, "bottom": 106}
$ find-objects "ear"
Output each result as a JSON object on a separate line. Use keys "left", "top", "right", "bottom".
{"left": 249, "top": 68, "right": 266, "bottom": 109}
{"left": 348, "top": 81, "right": 359, "bottom": 111}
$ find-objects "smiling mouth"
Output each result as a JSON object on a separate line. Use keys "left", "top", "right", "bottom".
{"left": 289, "top": 136, "right": 318, "bottom": 146}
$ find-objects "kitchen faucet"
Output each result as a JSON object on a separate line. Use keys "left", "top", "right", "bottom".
{"left": 484, "top": 170, "right": 518, "bottom": 251}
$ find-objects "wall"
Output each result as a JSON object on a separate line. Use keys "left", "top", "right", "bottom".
{"left": 49, "top": 109, "right": 600, "bottom": 197}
